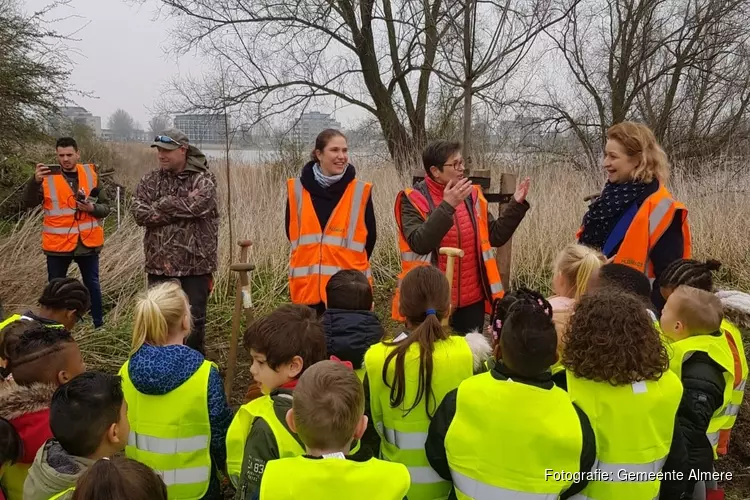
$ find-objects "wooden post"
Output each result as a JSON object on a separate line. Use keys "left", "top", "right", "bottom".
{"left": 495, "top": 173, "right": 516, "bottom": 292}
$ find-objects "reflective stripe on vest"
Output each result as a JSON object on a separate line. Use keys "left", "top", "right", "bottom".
{"left": 260, "top": 455, "right": 411, "bottom": 500}
{"left": 391, "top": 185, "right": 504, "bottom": 321}
{"left": 225, "top": 394, "right": 305, "bottom": 488}
{"left": 668, "top": 333, "right": 736, "bottom": 457}
{"left": 566, "top": 371, "right": 682, "bottom": 499}
{"left": 287, "top": 177, "right": 372, "bottom": 305}
{"left": 447, "top": 373, "right": 583, "bottom": 500}
{"left": 364, "top": 336, "right": 474, "bottom": 500}
{"left": 120, "top": 359, "right": 213, "bottom": 500}
{"left": 452, "top": 468, "right": 559, "bottom": 500}
{"left": 608, "top": 184, "right": 691, "bottom": 278}
{"left": 42, "top": 164, "right": 104, "bottom": 252}
{"left": 48, "top": 486, "right": 76, "bottom": 499}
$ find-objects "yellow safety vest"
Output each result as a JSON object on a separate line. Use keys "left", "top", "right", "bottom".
{"left": 1, "top": 462, "right": 30, "bottom": 500}
{"left": 225, "top": 394, "right": 305, "bottom": 488}
{"left": 48, "top": 487, "right": 75, "bottom": 499}
{"left": 566, "top": 370, "right": 682, "bottom": 500}
{"left": 721, "top": 319, "right": 748, "bottom": 429}
{"left": 120, "top": 359, "right": 213, "bottom": 500}
{"left": 668, "top": 332, "right": 736, "bottom": 457}
{"left": 364, "top": 336, "right": 474, "bottom": 500}
{"left": 446, "top": 372, "right": 583, "bottom": 499}
{"left": 260, "top": 455, "right": 411, "bottom": 500}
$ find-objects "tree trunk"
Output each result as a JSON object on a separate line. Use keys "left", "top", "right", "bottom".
{"left": 463, "top": 85, "right": 474, "bottom": 169}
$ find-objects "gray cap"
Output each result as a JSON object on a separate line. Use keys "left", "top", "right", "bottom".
{"left": 151, "top": 129, "right": 190, "bottom": 150}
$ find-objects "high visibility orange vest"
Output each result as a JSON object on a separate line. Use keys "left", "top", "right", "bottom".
{"left": 577, "top": 184, "right": 691, "bottom": 281}
{"left": 287, "top": 178, "right": 373, "bottom": 305}
{"left": 41, "top": 163, "right": 104, "bottom": 252}
{"left": 391, "top": 185, "right": 504, "bottom": 321}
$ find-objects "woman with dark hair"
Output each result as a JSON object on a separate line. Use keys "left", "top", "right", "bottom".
{"left": 563, "top": 290, "right": 685, "bottom": 500}
{"left": 286, "top": 129, "right": 377, "bottom": 315}
{"left": 577, "top": 122, "right": 691, "bottom": 311}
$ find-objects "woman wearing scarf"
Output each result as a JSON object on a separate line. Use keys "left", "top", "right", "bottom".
{"left": 285, "top": 129, "right": 377, "bottom": 315}
{"left": 577, "top": 121, "right": 691, "bottom": 312}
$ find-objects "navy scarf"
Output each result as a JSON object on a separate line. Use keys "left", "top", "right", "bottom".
{"left": 579, "top": 181, "right": 648, "bottom": 250}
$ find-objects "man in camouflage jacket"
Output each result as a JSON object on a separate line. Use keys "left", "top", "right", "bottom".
{"left": 131, "top": 129, "right": 219, "bottom": 354}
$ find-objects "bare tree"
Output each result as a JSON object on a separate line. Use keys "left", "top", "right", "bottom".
{"left": 108, "top": 109, "right": 136, "bottom": 141}
{"left": 525, "top": 0, "right": 750, "bottom": 165}
{"left": 148, "top": 114, "right": 172, "bottom": 136}
{"left": 435, "top": 0, "right": 577, "bottom": 166}
{"left": 151, "top": 0, "right": 525, "bottom": 171}
{"left": 0, "top": 0, "right": 74, "bottom": 152}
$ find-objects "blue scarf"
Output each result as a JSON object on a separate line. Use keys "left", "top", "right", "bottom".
{"left": 313, "top": 162, "right": 346, "bottom": 188}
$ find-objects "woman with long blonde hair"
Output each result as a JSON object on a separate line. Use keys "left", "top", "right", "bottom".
{"left": 577, "top": 122, "right": 691, "bottom": 311}
{"left": 119, "top": 282, "right": 231, "bottom": 500}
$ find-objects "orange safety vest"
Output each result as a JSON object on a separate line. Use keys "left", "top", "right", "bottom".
{"left": 391, "top": 185, "right": 504, "bottom": 321}
{"left": 577, "top": 184, "right": 691, "bottom": 281}
{"left": 287, "top": 177, "right": 373, "bottom": 305}
{"left": 42, "top": 163, "right": 104, "bottom": 253}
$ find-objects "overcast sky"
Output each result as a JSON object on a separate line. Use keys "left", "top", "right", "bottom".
{"left": 24, "top": 0, "right": 205, "bottom": 128}
{"left": 24, "top": 0, "right": 364, "bottom": 130}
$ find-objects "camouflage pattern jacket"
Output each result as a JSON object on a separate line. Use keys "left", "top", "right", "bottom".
{"left": 131, "top": 153, "right": 219, "bottom": 277}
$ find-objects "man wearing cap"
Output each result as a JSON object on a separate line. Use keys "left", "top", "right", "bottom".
{"left": 131, "top": 129, "right": 219, "bottom": 354}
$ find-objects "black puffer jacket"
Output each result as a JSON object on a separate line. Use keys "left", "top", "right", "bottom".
{"left": 321, "top": 309, "right": 384, "bottom": 370}
{"left": 677, "top": 350, "right": 727, "bottom": 497}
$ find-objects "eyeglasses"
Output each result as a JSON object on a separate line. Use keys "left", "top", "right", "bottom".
{"left": 443, "top": 158, "right": 465, "bottom": 171}
{"left": 153, "top": 135, "right": 182, "bottom": 146}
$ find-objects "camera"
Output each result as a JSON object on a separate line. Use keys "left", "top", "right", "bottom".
{"left": 76, "top": 190, "right": 86, "bottom": 203}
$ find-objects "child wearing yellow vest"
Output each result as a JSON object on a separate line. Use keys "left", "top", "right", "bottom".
{"left": 228, "top": 304, "right": 329, "bottom": 500}
{"left": 260, "top": 360, "right": 410, "bottom": 499}
{"left": 547, "top": 244, "right": 604, "bottom": 384}
{"left": 0, "top": 325, "right": 85, "bottom": 500}
{"left": 660, "top": 286, "right": 735, "bottom": 499}
{"left": 364, "top": 265, "right": 491, "bottom": 500}
{"left": 427, "top": 288, "right": 597, "bottom": 499}
{"left": 24, "top": 372, "right": 128, "bottom": 500}
{"left": 119, "top": 282, "right": 231, "bottom": 500}
{"left": 659, "top": 258, "right": 749, "bottom": 457}
{"left": 563, "top": 290, "right": 685, "bottom": 500}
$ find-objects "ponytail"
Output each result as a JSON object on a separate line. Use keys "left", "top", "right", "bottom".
{"left": 574, "top": 252, "right": 604, "bottom": 300}
{"left": 383, "top": 311, "right": 449, "bottom": 418}
{"left": 554, "top": 244, "right": 605, "bottom": 300}
{"left": 131, "top": 282, "right": 191, "bottom": 354}
{"left": 385, "top": 266, "right": 451, "bottom": 418}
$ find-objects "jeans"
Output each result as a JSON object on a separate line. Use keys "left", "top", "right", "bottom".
{"left": 450, "top": 300, "right": 486, "bottom": 336}
{"left": 47, "top": 254, "right": 104, "bottom": 327}
{"left": 147, "top": 274, "right": 211, "bottom": 355}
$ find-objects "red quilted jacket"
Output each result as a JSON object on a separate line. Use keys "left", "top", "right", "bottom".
{"left": 424, "top": 177, "right": 484, "bottom": 308}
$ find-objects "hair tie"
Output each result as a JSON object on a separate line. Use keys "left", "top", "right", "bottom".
{"left": 329, "top": 355, "right": 353, "bottom": 370}
{"left": 425, "top": 308, "right": 436, "bottom": 316}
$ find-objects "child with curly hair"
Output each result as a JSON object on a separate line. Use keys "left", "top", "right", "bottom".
{"left": 563, "top": 290, "right": 685, "bottom": 500}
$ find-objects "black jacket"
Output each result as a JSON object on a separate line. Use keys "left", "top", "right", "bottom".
{"left": 424, "top": 363, "right": 597, "bottom": 500}
{"left": 677, "top": 349, "right": 727, "bottom": 497}
{"left": 321, "top": 309, "right": 384, "bottom": 370}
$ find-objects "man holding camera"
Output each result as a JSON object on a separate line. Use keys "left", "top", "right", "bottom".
{"left": 25, "top": 136, "right": 109, "bottom": 328}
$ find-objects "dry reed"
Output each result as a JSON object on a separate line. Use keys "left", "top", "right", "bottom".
{"left": 1, "top": 144, "right": 748, "bottom": 369}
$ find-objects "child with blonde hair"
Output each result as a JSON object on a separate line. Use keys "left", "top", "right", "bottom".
{"left": 118, "top": 282, "right": 231, "bottom": 500}
{"left": 547, "top": 244, "right": 604, "bottom": 379}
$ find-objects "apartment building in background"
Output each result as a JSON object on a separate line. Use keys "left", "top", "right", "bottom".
{"left": 293, "top": 111, "right": 341, "bottom": 146}
{"left": 174, "top": 114, "right": 226, "bottom": 144}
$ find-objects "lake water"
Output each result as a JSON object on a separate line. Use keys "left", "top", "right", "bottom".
{"left": 201, "top": 148, "right": 390, "bottom": 165}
